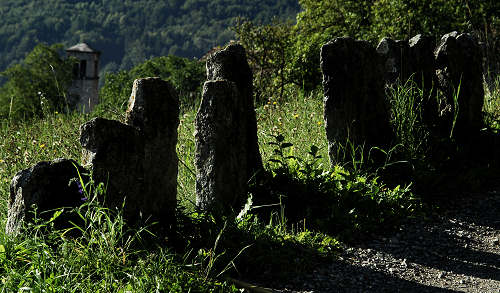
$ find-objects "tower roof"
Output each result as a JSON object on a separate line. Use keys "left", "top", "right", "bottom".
{"left": 66, "top": 43, "right": 100, "bottom": 54}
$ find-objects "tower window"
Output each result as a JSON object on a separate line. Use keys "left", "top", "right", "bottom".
{"left": 94, "top": 61, "right": 98, "bottom": 78}
{"left": 72, "top": 63, "right": 79, "bottom": 78}
{"left": 79, "top": 60, "right": 87, "bottom": 79}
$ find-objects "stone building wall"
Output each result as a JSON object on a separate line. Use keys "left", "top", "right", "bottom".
{"left": 66, "top": 44, "right": 100, "bottom": 113}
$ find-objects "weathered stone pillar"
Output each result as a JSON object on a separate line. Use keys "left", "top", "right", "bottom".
{"left": 80, "top": 118, "right": 144, "bottom": 220}
{"left": 80, "top": 78, "right": 179, "bottom": 227}
{"left": 195, "top": 81, "right": 247, "bottom": 210}
{"left": 6, "top": 158, "right": 87, "bottom": 235}
{"left": 408, "top": 34, "right": 438, "bottom": 128}
{"left": 435, "top": 32, "right": 484, "bottom": 140}
{"left": 205, "top": 43, "right": 263, "bottom": 176}
{"left": 376, "top": 37, "right": 411, "bottom": 84}
{"left": 321, "top": 37, "right": 393, "bottom": 166}
{"left": 195, "top": 44, "right": 262, "bottom": 211}
{"left": 126, "top": 77, "right": 179, "bottom": 224}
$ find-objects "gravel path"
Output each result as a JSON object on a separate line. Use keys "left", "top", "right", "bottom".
{"left": 261, "top": 191, "right": 500, "bottom": 292}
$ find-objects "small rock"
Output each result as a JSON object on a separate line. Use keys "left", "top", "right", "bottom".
{"left": 6, "top": 158, "right": 88, "bottom": 235}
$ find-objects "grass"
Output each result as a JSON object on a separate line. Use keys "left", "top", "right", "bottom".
{"left": 0, "top": 90, "right": 341, "bottom": 291}
{"left": 484, "top": 76, "right": 500, "bottom": 131}
{"left": 0, "top": 76, "right": 498, "bottom": 291}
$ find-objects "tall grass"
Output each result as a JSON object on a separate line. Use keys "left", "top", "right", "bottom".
{"left": 484, "top": 75, "right": 500, "bottom": 131}
{"left": 0, "top": 183, "right": 238, "bottom": 292}
{"left": 176, "top": 87, "right": 328, "bottom": 209}
{"left": 0, "top": 112, "right": 90, "bottom": 232}
{"left": 7, "top": 76, "right": 498, "bottom": 290}
{"left": 256, "top": 88, "right": 328, "bottom": 166}
{"left": 388, "top": 78, "right": 430, "bottom": 160}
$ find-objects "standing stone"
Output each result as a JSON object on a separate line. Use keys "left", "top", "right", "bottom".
{"left": 195, "top": 44, "right": 262, "bottom": 211}
{"left": 376, "top": 38, "right": 411, "bottom": 84}
{"left": 408, "top": 34, "right": 438, "bottom": 127}
{"left": 6, "top": 159, "right": 87, "bottom": 235}
{"left": 321, "top": 37, "right": 393, "bottom": 166}
{"left": 378, "top": 35, "right": 439, "bottom": 130}
{"left": 205, "top": 44, "right": 263, "bottom": 176}
{"left": 80, "top": 78, "right": 179, "bottom": 227}
{"left": 126, "top": 77, "right": 179, "bottom": 224}
{"left": 195, "top": 81, "right": 247, "bottom": 210}
{"left": 435, "top": 32, "right": 484, "bottom": 140}
{"left": 80, "top": 117, "right": 144, "bottom": 220}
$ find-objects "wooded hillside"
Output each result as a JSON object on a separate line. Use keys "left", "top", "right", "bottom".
{"left": 0, "top": 0, "right": 299, "bottom": 74}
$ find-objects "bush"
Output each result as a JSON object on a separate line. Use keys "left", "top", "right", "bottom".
{"left": 0, "top": 43, "right": 75, "bottom": 121}
{"left": 236, "top": 0, "right": 500, "bottom": 97}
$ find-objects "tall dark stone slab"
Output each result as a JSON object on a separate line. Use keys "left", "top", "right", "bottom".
{"left": 80, "top": 117, "right": 144, "bottom": 220}
{"left": 6, "top": 159, "right": 87, "bottom": 235}
{"left": 376, "top": 38, "right": 411, "bottom": 84}
{"left": 195, "top": 80, "right": 248, "bottom": 210}
{"left": 435, "top": 32, "right": 484, "bottom": 140}
{"left": 126, "top": 77, "right": 179, "bottom": 224}
{"left": 321, "top": 37, "right": 393, "bottom": 166}
{"left": 205, "top": 44, "right": 263, "bottom": 176}
{"left": 408, "top": 34, "right": 438, "bottom": 127}
{"left": 80, "top": 78, "right": 179, "bottom": 228}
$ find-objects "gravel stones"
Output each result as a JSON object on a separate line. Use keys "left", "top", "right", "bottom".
{"left": 261, "top": 193, "right": 500, "bottom": 292}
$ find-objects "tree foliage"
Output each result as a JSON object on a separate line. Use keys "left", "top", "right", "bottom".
{"left": 233, "top": 19, "right": 295, "bottom": 103}
{"left": 235, "top": 0, "right": 500, "bottom": 98}
{"left": 0, "top": 0, "right": 300, "bottom": 76}
{"left": 98, "top": 56, "right": 205, "bottom": 114}
{"left": 0, "top": 43, "right": 75, "bottom": 120}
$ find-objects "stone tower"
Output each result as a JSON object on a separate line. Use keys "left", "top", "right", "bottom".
{"left": 66, "top": 43, "right": 100, "bottom": 112}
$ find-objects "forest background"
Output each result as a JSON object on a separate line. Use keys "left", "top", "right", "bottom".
{"left": 0, "top": 0, "right": 498, "bottom": 121}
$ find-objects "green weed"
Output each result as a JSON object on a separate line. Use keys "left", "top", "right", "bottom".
{"left": 484, "top": 75, "right": 500, "bottom": 131}
{"left": 388, "top": 78, "right": 430, "bottom": 160}
{"left": 0, "top": 180, "right": 239, "bottom": 292}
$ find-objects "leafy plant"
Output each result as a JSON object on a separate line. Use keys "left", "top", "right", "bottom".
{"left": 267, "top": 133, "right": 295, "bottom": 171}
{"left": 233, "top": 18, "right": 295, "bottom": 103}
{"left": 0, "top": 43, "right": 76, "bottom": 120}
{"left": 388, "top": 78, "right": 430, "bottom": 159}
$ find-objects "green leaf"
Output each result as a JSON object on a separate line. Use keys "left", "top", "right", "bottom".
{"left": 48, "top": 209, "right": 63, "bottom": 223}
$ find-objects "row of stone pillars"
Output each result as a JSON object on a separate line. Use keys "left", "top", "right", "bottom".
{"left": 6, "top": 32, "right": 486, "bottom": 234}
{"left": 6, "top": 44, "right": 262, "bottom": 234}
{"left": 322, "top": 31, "right": 484, "bottom": 164}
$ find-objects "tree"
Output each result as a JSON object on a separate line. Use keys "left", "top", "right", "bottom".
{"left": 283, "top": 0, "right": 499, "bottom": 92}
{"left": 233, "top": 18, "right": 295, "bottom": 103}
{"left": 98, "top": 55, "right": 205, "bottom": 113}
{"left": 0, "top": 43, "right": 75, "bottom": 121}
